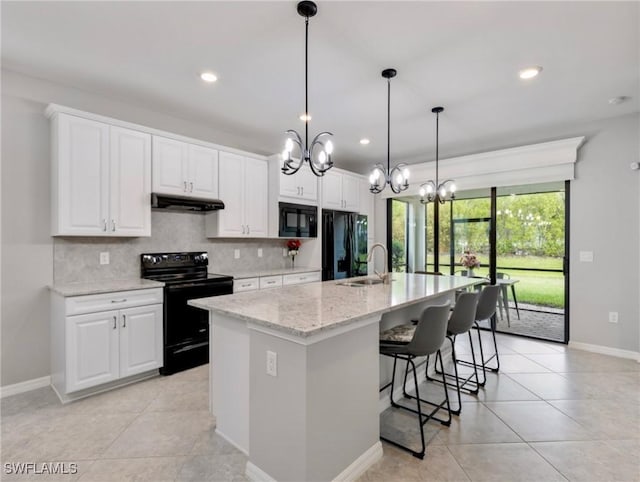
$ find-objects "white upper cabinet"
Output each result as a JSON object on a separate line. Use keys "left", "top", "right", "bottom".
{"left": 109, "top": 127, "right": 152, "bottom": 236}
{"left": 321, "top": 169, "right": 360, "bottom": 212}
{"left": 207, "top": 152, "right": 268, "bottom": 238}
{"left": 279, "top": 166, "right": 318, "bottom": 203}
{"left": 152, "top": 136, "right": 219, "bottom": 199}
{"left": 51, "top": 113, "right": 151, "bottom": 237}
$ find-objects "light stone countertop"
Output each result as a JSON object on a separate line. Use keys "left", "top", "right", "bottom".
{"left": 189, "top": 273, "right": 480, "bottom": 338}
{"left": 50, "top": 278, "right": 165, "bottom": 297}
{"left": 220, "top": 266, "right": 321, "bottom": 280}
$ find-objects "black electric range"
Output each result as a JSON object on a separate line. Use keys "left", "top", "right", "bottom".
{"left": 141, "top": 252, "right": 233, "bottom": 375}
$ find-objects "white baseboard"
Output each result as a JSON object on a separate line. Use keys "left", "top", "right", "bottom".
{"left": 245, "top": 442, "right": 383, "bottom": 482}
{"left": 216, "top": 428, "right": 249, "bottom": 456}
{"left": 245, "top": 461, "right": 277, "bottom": 482}
{"left": 0, "top": 376, "right": 51, "bottom": 398}
{"left": 333, "top": 441, "right": 383, "bottom": 482}
{"left": 569, "top": 341, "right": 640, "bottom": 362}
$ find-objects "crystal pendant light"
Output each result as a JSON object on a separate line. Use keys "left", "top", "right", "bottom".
{"left": 281, "top": 1, "right": 334, "bottom": 177}
{"left": 419, "top": 107, "right": 456, "bottom": 203}
{"left": 369, "top": 68, "right": 409, "bottom": 194}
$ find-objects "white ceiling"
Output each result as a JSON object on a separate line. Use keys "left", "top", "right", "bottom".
{"left": 2, "top": 1, "right": 638, "bottom": 173}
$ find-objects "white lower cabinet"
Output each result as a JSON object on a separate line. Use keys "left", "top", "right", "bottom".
{"left": 233, "top": 271, "right": 321, "bottom": 293}
{"left": 52, "top": 288, "right": 163, "bottom": 400}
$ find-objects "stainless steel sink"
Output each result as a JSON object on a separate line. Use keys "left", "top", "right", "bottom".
{"left": 337, "top": 278, "right": 385, "bottom": 287}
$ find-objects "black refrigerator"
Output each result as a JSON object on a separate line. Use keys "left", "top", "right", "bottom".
{"left": 322, "top": 210, "right": 368, "bottom": 281}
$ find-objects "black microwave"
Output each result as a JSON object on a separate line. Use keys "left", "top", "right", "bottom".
{"left": 279, "top": 202, "right": 318, "bottom": 238}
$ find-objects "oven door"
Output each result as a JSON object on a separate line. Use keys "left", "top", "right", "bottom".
{"left": 164, "top": 281, "right": 232, "bottom": 348}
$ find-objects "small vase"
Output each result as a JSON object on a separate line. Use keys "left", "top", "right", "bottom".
{"left": 467, "top": 268, "right": 475, "bottom": 277}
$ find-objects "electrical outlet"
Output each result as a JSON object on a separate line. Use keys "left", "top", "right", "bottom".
{"left": 258, "top": 248, "right": 263, "bottom": 258}
{"left": 579, "top": 251, "right": 594, "bottom": 262}
{"left": 266, "top": 350, "right": 277, "bottom": 377}
{"left": 99, "top": 252, "right": 110, "bottom": 265}
{"left": 234, "top": 249, "right": 240, "bottom": 259}
{"left": 608, "top": 312, "right": 619, "bottom": 323}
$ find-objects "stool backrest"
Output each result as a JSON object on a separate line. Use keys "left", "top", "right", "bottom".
{"left": 414, "top": 270, "right": 443, "bottom": 276}
{"left": 475, "top": 285, "right": 500, "bottom": 322}
{"left": 448, "top": 292, "right": 480, "bottom": 335}
{"left": 407, "top": 302, "right": 451, "bottom": 357}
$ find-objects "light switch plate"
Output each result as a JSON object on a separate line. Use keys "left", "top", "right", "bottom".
{"left": 258, "top": 248, "right": 263, "bottom": 258}
{"left": 579, "top": 251, "right": 593, "bottom": 262}
{"left": 234, "top": 249, "right": 240, "bottom": 259}
{"left": 608, "top": 312, "right": 619, "bottom": 323}
{"left": 283, "top": 248, "right": 288, "bottom": 257}
{"left": 99, "top": 252, "right": 110, "bottom": 265}
{"left": 266, "top": 350, "right": 277, "bottom": 377}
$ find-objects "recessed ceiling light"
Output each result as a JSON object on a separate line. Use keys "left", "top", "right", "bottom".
{"left": 519, "top": 66, "right": 542, "bottom": 80}
{"left": 608, "top": 96, "right": 629, "bottom": 105}
{"left": 299, "top": 113, "right": 312, "bottom": 122}
{"left": 200, "top": 72, "right": 218, "bottom": 83}
{"left": 359, "top": 138, "right": 370, "bottom": 145}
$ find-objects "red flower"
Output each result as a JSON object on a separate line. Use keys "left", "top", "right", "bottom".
{"left": 287, "top": 239, "right": 301, "bottom": 250}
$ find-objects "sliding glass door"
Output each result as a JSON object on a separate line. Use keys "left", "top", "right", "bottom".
{"left": 389, "top": 182, "right": 569, "bottom": 343}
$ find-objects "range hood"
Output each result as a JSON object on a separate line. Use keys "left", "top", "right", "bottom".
{"left": 151, "top": 193, "right": 225, "bottom": 212}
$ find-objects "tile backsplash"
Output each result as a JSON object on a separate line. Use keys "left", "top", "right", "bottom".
{"left": 54, "top": 211, "right": 291, "bottom": 283}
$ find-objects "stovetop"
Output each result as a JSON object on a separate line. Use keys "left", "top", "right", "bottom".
{"left": 143, "top": 272, "right": 233, "bottom": 284}
{"left": 140, "top": 251, "right": 232, "bottom": 285}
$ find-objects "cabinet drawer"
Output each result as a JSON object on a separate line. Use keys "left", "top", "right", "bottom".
{"left": 234, "top": 278, "right": 259, "bottom": 293}
{"left": 65, "top": 288, "right": 163, "bottom": 316}
{"left": 259, "top": 275, "right": 283, "bottom": 289}
{"left": 282, "top": 271, "right": 321, "bottom": 286}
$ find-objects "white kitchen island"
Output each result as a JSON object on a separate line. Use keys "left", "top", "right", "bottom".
{"left": 189, "top": 273, "right": 479, "bottom": 482}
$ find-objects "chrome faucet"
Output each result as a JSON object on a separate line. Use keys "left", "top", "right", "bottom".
{"left": 367, "top": 243, "right": 391, "bottom": 284}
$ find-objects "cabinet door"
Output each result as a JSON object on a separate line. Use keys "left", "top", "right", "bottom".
{"left": 152, "top": 136, "right": 188, "bottom": 195}
{"left": 298, "top": 167, "right": 318, "bottom": 202}
{"left": 217, "top": 151, "right": 245, "bottom": 236}
{"left": 244, "top": 157, "right": 268, "bottom": 237}
{"left": 56, "top": 114, "right": 109, "bottom": 235}
{"left": 188, "top": 145, "right": 219, "bottom": 199}
{"left": 342, "top": 174, "right": 360, "bottom": 212}
{"left": 109, "top": 127, "right": 151, "bottom": 236}
{"left": 279, "top": 168, "right": 301, "bottom": 199}
{"left": 66, "top": 310, "right": 119, "bottom": 393}
{"left": 119, "top": 304, "right": 163, "bottom": 378}
{"left": 321, "top": 170, "right": 343, "bottom": 209}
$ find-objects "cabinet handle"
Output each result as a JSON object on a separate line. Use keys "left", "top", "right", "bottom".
{"left": 241, "top": 283, "right": 252, "bottom": 287}
{"left": 190, "top": 182, "right": 194, "bottom": 192}
{"left": 111, "top": 299, "right": 127, "bottom": 303}
{"left": 113, "top": 316, "right": 117, "bottom": 329}
{"left": 300, "top": 277, "right": 306, "bottom": 280}
{"left": 122, "top": 314, "right": 126, "bottom": 328}
{"left": 247, "top": 225, "right": 250, "bottom": 235}
{"left": 301, "top": 187, "right": 304, "bottom": 196}
{"left": 184, "top": 181, "right": 188, "bottom": 192}
{"left": 267, "top": 281, "right": 275, "bottom": 285}
{"left": 111, "top": 220, "right": 116, "bottom": 232}
{"left": 102, "top": 219, "right": 107, "bottom": 232}
{"left": 242, "top": 225, "right": 245, "bottom": 234}
{"left": 297, "top": 187, "right": 301, "bottom": 195}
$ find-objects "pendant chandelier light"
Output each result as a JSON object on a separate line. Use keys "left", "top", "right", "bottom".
{"left": 419, "top": 107, "right": 456, "bottom": 203}
{"left": 281, "top": 1, "right": 334, "bottom": 177}
{"left": 369, "top": 68, "right": 410, "bottom": 194}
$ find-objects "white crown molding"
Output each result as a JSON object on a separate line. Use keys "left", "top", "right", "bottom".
{"left": 380, "top": 136, "right": 585, "bottom": 198}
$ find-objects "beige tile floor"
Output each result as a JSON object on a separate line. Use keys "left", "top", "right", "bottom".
{"left": 1, "top": 332, "right": 638, "bottom": 481}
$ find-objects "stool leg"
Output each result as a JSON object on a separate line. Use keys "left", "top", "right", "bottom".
{"left": 511, "top": 285, "right": 520, "bottom": 320}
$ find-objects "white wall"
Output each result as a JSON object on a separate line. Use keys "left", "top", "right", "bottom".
{"left": 0, "top": 69, "right": 309, "bottom": 387}
{"left": 570, "top": 114, "right": 639, "bottom": 352}
{"left": 374, "top": 113, "right": 640, "bottom": 353}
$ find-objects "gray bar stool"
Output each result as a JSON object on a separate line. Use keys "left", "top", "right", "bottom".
{"left": 379, "top": 302, "right": 452, "bottom": 459}
{"left": 427, "top": 291, "right": 481, "bottom": 415}
{"left": 457, "top": 285, "right": 501, "bottom": 385}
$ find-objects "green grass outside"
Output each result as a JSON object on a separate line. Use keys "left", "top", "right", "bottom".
{"left": 423, "top": 255, "right": 565, "bottom": 309}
